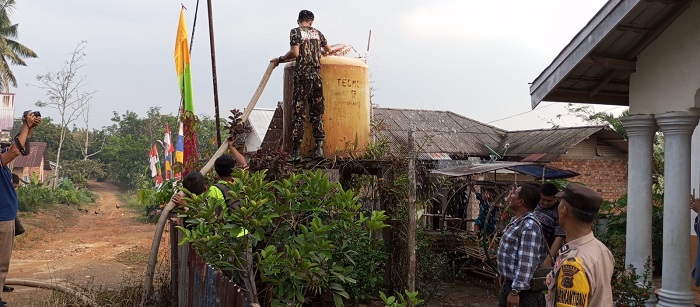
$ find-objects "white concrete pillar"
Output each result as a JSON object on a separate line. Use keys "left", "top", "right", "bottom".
{"left": 620, "top": 115, "right": 656, "bottom": 277}
{"left": 656, "top": 111, "right": 699, "bottom": 307}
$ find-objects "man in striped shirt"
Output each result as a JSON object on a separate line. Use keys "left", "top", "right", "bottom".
{"left": 497, "top": 184, "right": 548, "bottom": 307}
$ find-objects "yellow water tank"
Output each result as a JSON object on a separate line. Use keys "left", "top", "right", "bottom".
{"left": 283, "top": 56, "right": 370, "bottom": 157}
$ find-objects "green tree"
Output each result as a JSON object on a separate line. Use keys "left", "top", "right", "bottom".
{"left": 0, "top": 0, "right": 37, "bottom": 92}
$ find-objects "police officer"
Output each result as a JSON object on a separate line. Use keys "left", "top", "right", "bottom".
{"left": 271, "top": 9, "right": 331, "bottom": 161}
{"left": 546, "top": 183, "right": 614, "bottom": 307}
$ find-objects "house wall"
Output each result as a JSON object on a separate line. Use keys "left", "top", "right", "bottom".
{"left": 13, "top": 166, "right": 44, "bottom": 183}
{"left": 549, "top": 159, "right": 627, "bottom": 201}
{"left": 548, "top": 137, "right": 628, "bottom": 201}
{"left": 629, "top": 2, "right": 700, "bottom": 114}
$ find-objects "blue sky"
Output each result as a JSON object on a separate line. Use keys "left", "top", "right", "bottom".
{"left": 10, "top": 0, "right": 620, "bottom": 131}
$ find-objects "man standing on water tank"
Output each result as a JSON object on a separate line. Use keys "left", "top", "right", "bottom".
{"left": 271, "top": 9, "right": 331, "bottom": 161}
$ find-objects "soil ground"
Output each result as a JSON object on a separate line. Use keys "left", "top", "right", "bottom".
{"left": 0, "top": 180, "right": 502, "bottom": 306}
{"left": 426, "top": 279, "right": 499, "bottom": 306}
{"left": 1, "top": 181, "right": 163, "bottom": 306}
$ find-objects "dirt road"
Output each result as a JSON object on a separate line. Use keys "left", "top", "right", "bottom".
{"left": 3, "top": 181, "right": 161, "bottom": 305}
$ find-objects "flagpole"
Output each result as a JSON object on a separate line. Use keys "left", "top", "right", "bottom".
{"left": 206, "top": 0, "right": 222, "bottom": 146}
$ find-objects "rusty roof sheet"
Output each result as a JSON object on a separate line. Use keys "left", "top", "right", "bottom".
{"left": 13, "top": 142, "right": 47, "bottom": 168}
{"left": 372, "top": 108, "right": 506, "bottom": 157}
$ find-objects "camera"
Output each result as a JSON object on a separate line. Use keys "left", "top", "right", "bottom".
{"left": 22, "top": 110, "right": 41, "bottom": 119}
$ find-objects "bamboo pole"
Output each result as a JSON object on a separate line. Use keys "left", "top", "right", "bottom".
{"left": 143, "top": 62, "right": 276, "bottom": 301}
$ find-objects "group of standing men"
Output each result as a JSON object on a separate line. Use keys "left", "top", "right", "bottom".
{"left": 475, "top": 182, "right": 615, "bottom": 307}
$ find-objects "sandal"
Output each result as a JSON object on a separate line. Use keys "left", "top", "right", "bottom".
{"left": 2, "top": 286, "right": 12, "bottom": 292}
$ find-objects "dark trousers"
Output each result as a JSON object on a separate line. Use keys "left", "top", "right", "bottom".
{"left": 291, "top": 77, "right": 325, "bottom": 149}
{"left": 498, "top": 279, "right": 545, "bottom": 307}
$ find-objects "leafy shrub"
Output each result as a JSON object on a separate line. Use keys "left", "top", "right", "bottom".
{"left": 612, "top": 258, "right": 654, "bottom": 306}
{"left": 597, "top": 193, "right": 663, "bottom": 273}
{"left": 379, "top": 290, "right": 423, "bottom": 307}
{"left": 54, "top": 178, "right": 97, "bottom": 206}
{"left": 339, "top": 210, "right": 389, "bottom": 303}
{"left": 416, "top": 230, "right": 449, "bottom": 301}
{"left": 17, "top": 182, "right": 55, "bottom": 212}
{"left": 136, "top": 179, "right": 178, "bottom": 222}
{"left": 177, "top": 169, "right": 389, "bottom": 306}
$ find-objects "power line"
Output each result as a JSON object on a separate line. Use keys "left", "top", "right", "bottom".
{"left": 486, "top": 102, "right": 556, "bottom": 124}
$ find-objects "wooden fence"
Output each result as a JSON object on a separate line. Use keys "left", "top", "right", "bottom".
{"left": 170, "top": 221, "right": 245, "bottom": 307}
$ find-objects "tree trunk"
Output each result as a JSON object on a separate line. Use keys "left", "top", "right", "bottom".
{"left": 82, "top": 103, "right": 91, "bottom": 160}
{"left": 53, "top": 118, "right": 66, "bottom": 190}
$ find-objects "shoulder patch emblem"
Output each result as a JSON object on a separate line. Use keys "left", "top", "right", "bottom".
{"left": 560, "top": 264, "right": 580, "bottom": 288}
{"left": 555, "top": 257, "right": 590, "bottom": 307}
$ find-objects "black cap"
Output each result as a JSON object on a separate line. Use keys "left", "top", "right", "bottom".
{"left": 556, "top": 183, "right": 603, "bottom": 214}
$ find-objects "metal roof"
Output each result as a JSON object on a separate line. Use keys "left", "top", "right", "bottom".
{"left": 372, "top": 108, "right": 506, "bottom": 157}
{"left": 259, "top": 104, "right": 284, "bottom": 151}
{"left": 247, "top": 108, "right": 275, "bottom": 137}
{"left": 256, "top": 106, "right": 627, "bottom": 161}
{"left": 431, "top": 161, "right": 580, "bottom": 179}
{"left": 501, "top": 125, "right": 627, "bottom": 159}
{"left": 530, "top": 0, "right": 692, "bottom": 108}
{"left": 13, "top": 142, "right": 47, "bottom": 168}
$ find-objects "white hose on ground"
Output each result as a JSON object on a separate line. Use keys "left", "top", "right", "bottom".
{"left": 142, "top": 62, "right": 275, "bottom": 303}
{"left": 5, "top": 279, "right": 100, "bottom": 307}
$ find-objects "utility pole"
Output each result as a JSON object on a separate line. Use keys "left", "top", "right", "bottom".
{"left": 407, "top": 126, "right": 416, "bottom": 292}
{"left": 206, "top": 0, "right": 222, "bottom": 146}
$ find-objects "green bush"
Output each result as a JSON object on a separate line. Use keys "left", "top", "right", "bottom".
{"left": 339, "top": 210, "right": 389, "bottom": 303}
{"left": 178, "top": 169, "right": 389, "bottom": 306}
{"left": 136, "top": 179, "right": 178, "bottom": 222}
{"left": 17, "top": 183, "right": 55, "bottom": 212}
{"left": 379, "top": 290, "right": 423, "bottom": 307}
{"left": 54, "top": 178, "right": 97, "bottom": 206}
{"left": 416, "top": 230, "right": 449, "bottom": 301}
{"left": 612, "top": 258, "right": 654, "bottom": 306}
{"left": 597, "top": 193, "right": 663, "bottom": 273}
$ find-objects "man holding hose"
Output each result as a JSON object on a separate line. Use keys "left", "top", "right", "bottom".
{"left": 271, "top": 9, "right": 331, "bottom": 161}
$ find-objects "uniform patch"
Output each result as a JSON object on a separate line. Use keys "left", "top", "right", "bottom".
{"left": 555, "top": 258, "right": 590, "bottom": 307}
{"left": 560, "top": 244, "right": 570, "bottom": 254}
{"left": 560, "top": 264, "right": 580, "bottom": 288}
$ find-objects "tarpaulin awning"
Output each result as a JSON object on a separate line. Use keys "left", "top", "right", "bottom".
{"left": 431, "top": 161, "right": 579, "bottom": 180}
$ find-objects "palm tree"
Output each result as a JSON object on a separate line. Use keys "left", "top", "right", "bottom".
{"left": 0, "top": 0, "right": 37, "bottom": 92}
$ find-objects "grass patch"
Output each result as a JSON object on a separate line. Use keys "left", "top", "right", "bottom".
{"left": 37, "top": 266, "right": 173, "bottom": 306}
{"left": 118, "top": 191, "right": 152, "bottom": 223}
{"left": 116, "top": 247, "right": 149, "bottom": 265}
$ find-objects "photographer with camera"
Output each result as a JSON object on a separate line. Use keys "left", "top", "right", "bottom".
{"left": 0, "top": 111, "right": 40, "bottom": 306}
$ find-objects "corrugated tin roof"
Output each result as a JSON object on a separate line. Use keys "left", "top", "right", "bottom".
{"left": 500, "top": 125, "right": 627, "bottom": 161}
{"left": 247, "top": 108, "right": 275, "bottom": 138}
{"left": 502, "top": 126, "right": 608, "bottom": 155}
{"left": 254, "top": 106, "right": 627, "bottom": 161}
{"left": 259, "top": 105, "right": 284, "bottom": 151}
{"left": 13, "top": 142, "right": 47, "bottom": 168}
{"left": 530, "top": 0, "right": 691, "bottom": 107}
{"left": 372, "top": 108, "right": 506, "bottom": 157}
